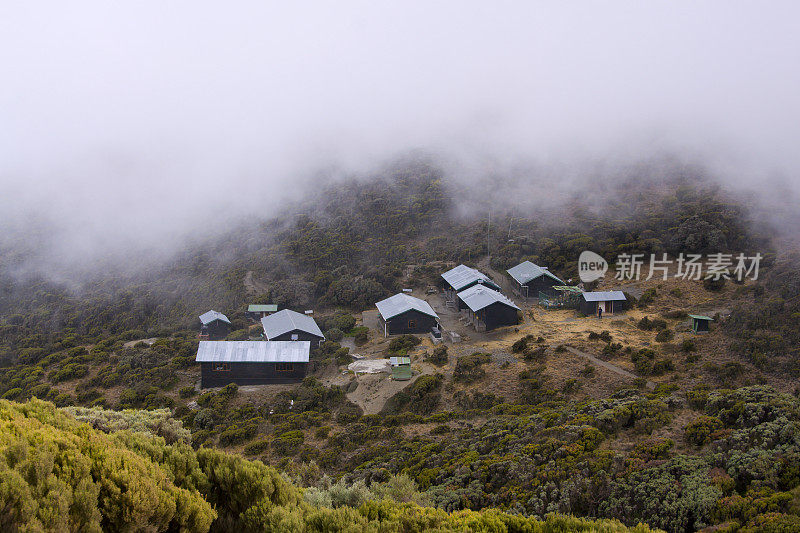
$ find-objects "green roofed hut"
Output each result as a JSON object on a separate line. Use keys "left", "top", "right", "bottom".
{"left": 507, "top": 261, "right": 564, "bottom": 299}
{"left": 390, "top": 356, "right": 412, "bottom": 380}
{"left": 689, "top": 314, "right": 714, "bottom": 333}
{"left": 247, "top": 304, "right": 278, "bottom": 321}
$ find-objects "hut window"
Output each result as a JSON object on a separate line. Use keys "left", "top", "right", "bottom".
{"left": 213, "top": 363, "right": 230, "bottom": 371}
{"left": 291, "top": 333, "right": 299, "bottom": 340}
{"left": 276, "top": 362, "right": 294, "bottom": 372}
{"left": 408, "top": 319, "right": 416, "bottom": 329}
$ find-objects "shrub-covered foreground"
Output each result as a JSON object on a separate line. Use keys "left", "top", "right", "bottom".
{"left": 0, "top": 399, "right": 655, "bottom": 532}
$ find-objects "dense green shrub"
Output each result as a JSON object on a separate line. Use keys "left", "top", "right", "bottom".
{"left": 685, "top": 415, "right": 725, "bottom": 446}
{"left": 638, "top": 288, "right": 657, "bottom": 308}
{"left": 453, "top": 353, "right": 492, "bottom": 383}
{"left": 655, "top": 329, "right": 673, "bottom": 342}
{"left": 388, "top": 335, "right": 421, "bottom": 355}
{"left": 427, "top": 345, "right": 448, "bottom": 366}
{"left": 325, "top": 328, "right": 344, "bottom": 342}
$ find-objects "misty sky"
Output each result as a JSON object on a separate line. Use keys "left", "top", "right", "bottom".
{"left": 2, "top": 2, "right": 800, "bottom": 269}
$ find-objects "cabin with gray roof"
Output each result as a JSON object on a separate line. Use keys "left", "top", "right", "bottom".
{"left": 261, "top": 309, "right": 325, "bottom": 346}
{"left": 375, "top": 293, "right": 439, "bottom": 337}
{"left": 507, "top": 260, "right": 564, "bottom": 298}
{"left": 196, "top": 341, "right": 310, "bottom": 388}
{"left": 457, "top": 285, "right": 520, "bottom": 331}
{"left": 198, "top": 310, "right": 231, "bottom": 340}
{"left": 441, "top": 264, "right": 501, "bottom": 309}
{"left": 579, "top": 291, "right": 627, "bottom": 317}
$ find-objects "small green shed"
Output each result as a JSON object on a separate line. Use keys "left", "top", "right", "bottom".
{"left": 390, "top": 356, "right": 412, "bottom": 380}
{"left": 247, "top": 304, "right": 278, "bottom": 320}
{"left": 689, "top": 314, "right": 713, "bottom": 333}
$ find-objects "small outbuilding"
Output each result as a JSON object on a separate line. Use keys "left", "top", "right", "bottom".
{"left": 247, "top": 304, "right": 278, "bottom": 321}
{"left": 375, "top": 293, "right": 439, "bottom": 337}
{"left": 457, "top": 285, "right": 520, "bottom": 331}
{"left": 579, "top": 291, "right": 627, "bottom": 317}
{"left": 441, "top": 264, "right": 501, "bottom": 309}
{"left": 689, "top": 314, "right": 713, "bottom": 333}
{"left": 198, "top": 310, "right": 231, "bottom": 340}
{"left": 196, "top": 340, "right": 310, "bottom": 388}
{"left": 389, "top": 356, "right": 412, "bottom": 380}
{"left": 507, "top": 261, "right": 564, "bottom": 298}
{"left": 261, "top": 309, "right": 325, "bottom": 346}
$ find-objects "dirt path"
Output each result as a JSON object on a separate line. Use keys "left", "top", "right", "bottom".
{"left": 244, "top": 270, "right": 270, "bottom": 295}
{"left": 564, "top": 345, "right": 656, "bottom": 390}
{"left": 477, "top": 256, "right": 515, "bottom": 296}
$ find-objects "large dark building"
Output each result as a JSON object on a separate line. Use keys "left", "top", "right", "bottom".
{"left": 375, "top": 293, "right": 439, "bottom": 336}
{"left": 198, "top": 310, "right": 231, "bottom": 340}
{"left": 579, "top": 291, "right": 627, "bottom": 317}
{"left": 507, "top": 260, "right": 564, "bottom": 298}
{"left": 196, "top": 341, "right": 310, "bottom": 388}
{"left": 457, "top": 285, "right": 520, "bottom": 331}
{"left": 261, "top": 309, "right": 325, "bottom": 345}
{"left": 441, "top": 264, "right": 501, "bottom": 309}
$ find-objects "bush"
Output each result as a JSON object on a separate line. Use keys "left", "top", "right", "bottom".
{"left": 685, "top": 415, "right": 725, "bottom": 446}
{"left": 326, "top": 328, "right": 344, "bottom": 342}
{"left": 638, "top": 288, "right": 657, "bottom": 307}
{"left": 2, "top": 387, "right": 23, "bottom": 400}
{"left": 354, "top": 330, "right": 368, "bottom": 345}
{"left": 427, "top": 345, "right": 448, "bottom": 366}
{"left": 179, "top": 386, "right": 197, "bottom": 398}
{"left": 588, "top": 330, "right": 612, "bottom": 342}
{"left": 382, "top": 374, "right": 443, "bottom": 415}
{"left": 703, "top": 277, "right": 726, "bottom": 292}
{"left": 681, "top": 339, "right": 697, "bottom": 352}
{"left": 655, "top": 329, "right": 674, "bottom": 342}
{"left": 632, "top": 349, "right": 656, "bottom": 375}
{"left": 651, "top": 358, "right": 674, "bottom": 375}
{"left": 453, "top": 353, "right": 492, "bottom": 383}
{"left": 388, "top": 335, "right": 421, "bottom": 355}
{"left": 243, "top": 439, "right": 271, "bottom": 455}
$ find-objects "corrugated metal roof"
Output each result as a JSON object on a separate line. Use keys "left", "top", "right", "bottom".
{"left": 389, "top": 356, "right": 411, "bottom": 366}
{"left": 195, "top": 341, "right": 310, "bottom": 363}
{"left": 261, "top": 309, "right": 324, "bottom": 340}
{"left": 688, "top": 314, "right": 714, "bottom": 321}
{"left": 582, "top": 291, "right": 627, "bottom": 302}
{"left": 375, "top": 293, "right": 438, "bottom": 321}
{"left": 507, "top": 261, "right": 563, "bottom": 285}
{"left": 441, "top": 264, "right": 500, "bottom": 291}
{"left": 457, "top": 285, "right": 520, "bottom": 312}
{"left": 199, "top": 310, "right": 230, "bottom": 325}
{"left": 248, "top": 304, "right": 278, "bottom": 313}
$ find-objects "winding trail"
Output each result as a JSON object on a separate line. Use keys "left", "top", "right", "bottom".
{"left": 564, "top": 345, "right": 656, "bottom": 390}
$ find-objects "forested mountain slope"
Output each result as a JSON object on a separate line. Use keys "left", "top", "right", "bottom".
{"left": 1, "top": 159, "right": 799, "bottom": 532}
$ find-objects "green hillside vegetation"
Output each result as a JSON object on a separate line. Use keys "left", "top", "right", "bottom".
{"left": 1, "top": 162, "right": 799, "bottom": 532}
{"left": 0, "top": 398, "right": 655, "bottom": 532}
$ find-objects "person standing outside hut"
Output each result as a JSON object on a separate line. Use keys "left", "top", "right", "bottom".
{"left": 597, "top": 306, "right": 603, "bottom": 319}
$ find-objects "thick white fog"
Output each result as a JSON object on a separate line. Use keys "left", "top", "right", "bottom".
{"left": 1, "top": 2, "right": 799, "bottom": 272}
